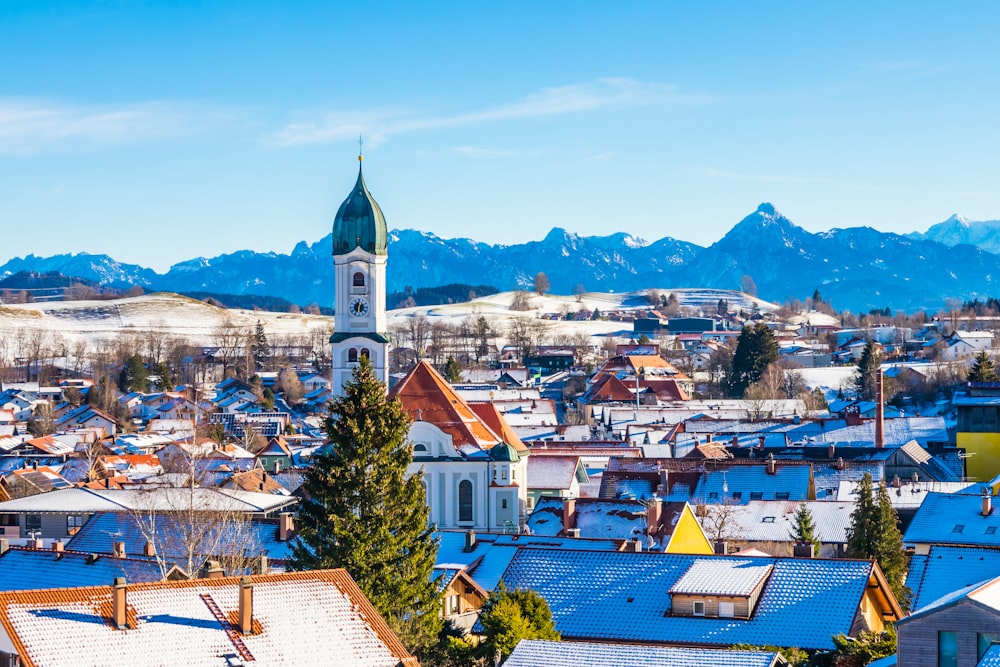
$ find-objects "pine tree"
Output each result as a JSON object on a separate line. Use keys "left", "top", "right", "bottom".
{"left": 969, "top": 351, "right": 999, "bottom": 383}
{"left": 287, "top": 358, "right": 441, "bottom": 654}
{"left": 854, "top": 341, "right": 881, "bottom": 400}
{"left": 846, "top": 473, "right": 910, "bottom": 611}
{"left": 250, "top": 320, "right": 270, "bottom": 373}
{"left": 118, "top": 354, "right": 150, "bottom": 393}
{"left": 725, "top": 323, "right": 778, "bottom": 398}
{"left": 443, "top": 356, "right": 462, "bottom": 384}
{"left": 789, "top": 501, "right": 820, "bottom": 556}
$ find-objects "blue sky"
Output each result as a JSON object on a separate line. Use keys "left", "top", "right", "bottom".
{"left": 2, "top": 1, "right": 999, "bottom": 272}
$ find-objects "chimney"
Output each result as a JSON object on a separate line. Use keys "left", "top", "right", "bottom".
{"left": 714, "top": 540, "right": 728, "bottom": 555}
{"left": 0, "top": 539, "right": 8, "bottom": 555}
{"left": 143, "top": 541, "right": 156, "bottom": 557}
{"left": 827, "top": 443, "right": 836, "bottom": 459}
{"left": 112, "top": 577, "right": 127, "bottom": 629}
{"left": 875, "top": 371, "right": 885, "bottom": 449}
{"left": 793, "top": 541, "right": 815, "bottom": 558}
{"left": 757, "top": 435, "right": 766, "bottom": 450}
{"left": 113, "top": 541, "right": 126, "bottom": 559}
{"left": 893, "top": 475, "right": 901, "bottom": 489}
{"left": 658, "top": 468, "right": 669, "bottom": 493}
{"left": 983, "top": 488, "right": 993, "bottom": 517}
{"left": 51, "top": 539, "right": 64, "bottom": 553}
{"left": 464, "top": 529, "right": 477, "bottom": 553}
{"left": 647, "top": 498, "right": 662, "bottom": 534}
{"left": 562, "top": 498, "right": 577, "bottom": 536}
{"left": 836, "top": 456, "right": 845, "bottom": 471}
{"left": 278, "top": 513, "right": 296, "bottom": 542}
{"left": 273, "top": 460, "right": 281, "bottom": 474}
{"left": 255, "top": 554, "right": 269, "bottom": 575}
{"left": 766, "top": 454, "right": 776, "bottom": 475}
{"left": 705, "top": 434, "right": 712, "bottom": 443}
{"left": 628, "top": 537, "right": 643, "bottom": 552}
{"left": 238, "top": 577, "right": 254, "bottom": 634}
{"left": 30, "top": 537, "right": 44, "bottom": 550}
{"left": 203, "top": 560, "right": 224, "bottom": 579}
{"left": 731, "top": 436, "right": 739, "bottom": 448}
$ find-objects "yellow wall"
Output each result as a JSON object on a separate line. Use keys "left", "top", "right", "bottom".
{"left": 665, "top": 505, "right": 714, "bottom": 555}
{"left": 957, "top": 432, "right": 1000, "bottom": 481}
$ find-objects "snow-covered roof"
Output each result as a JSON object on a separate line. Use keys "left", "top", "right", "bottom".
{"left": 0, "top": 570, "right": 416, "bottom": 666}
{"left": 505, "top": 640, "right": 783, "bottom": 667}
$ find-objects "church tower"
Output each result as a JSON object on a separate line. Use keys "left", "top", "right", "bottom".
{"left": 330, "top": 155, "right": 390, "bottom": 397}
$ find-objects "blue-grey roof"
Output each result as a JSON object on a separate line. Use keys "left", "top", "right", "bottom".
{"left": 906, "top": 545, "right": 1000, "bottom": 611}
{"left": 504, "top": 639, "right": 782, "bottom": 667}
{"left": 979, "top": 643, "right": 1000, "bottom": 667}
{"left": 681, "top": 466, "right": 811, "bottom": 505}
{"left": 904, "top": 493, "right": 1000, "bottom": 548}
{"left": 0, "top": 547, "right": 165, "bottom": 590}
{"left": 500, "top": 548, "right": 877, "bottom": 650}
{"left": 66, "top": 511, "right": 292, "bottom": 562}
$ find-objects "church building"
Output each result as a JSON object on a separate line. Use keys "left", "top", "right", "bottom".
{"left": 329, "top": 155, "right": 390, "bottom": 397}
{"left": 329, "top": 158, "right": 528, "bottom": 532}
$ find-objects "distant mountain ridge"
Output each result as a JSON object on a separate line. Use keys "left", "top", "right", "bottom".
{"left": 5, "top": 205, "right": 1000, "bottom": 312}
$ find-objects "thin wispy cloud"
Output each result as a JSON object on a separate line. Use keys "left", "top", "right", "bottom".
{"left": 272, "top": 78, "right": 701, "bottom": 148}
{"left": 0, "top": 99, "right": 233, "bottom": 155}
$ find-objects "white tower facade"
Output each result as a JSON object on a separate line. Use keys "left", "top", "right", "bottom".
{"left": 330, "top": 159, "right": 390, "bottom": 396}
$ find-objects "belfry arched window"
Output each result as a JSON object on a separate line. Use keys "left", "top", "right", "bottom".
{"left": 353, "top": 271, "right": 365, "bottom": 288}
{"left": 348, "top": 348, "right": 358, "bottom": 363}
{"left": 360, "top": 348, "right": 370, "bottom": 360}
{"left": 458, "top": 480, "right": 473, "bottom": 522}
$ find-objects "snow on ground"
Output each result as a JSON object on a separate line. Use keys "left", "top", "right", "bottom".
{"left": 0, "top": 287, "right": 772, "bottom": 351}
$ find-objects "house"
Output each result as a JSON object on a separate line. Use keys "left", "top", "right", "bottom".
{"left": 525, "top": 455, "right": 588, "bottom": 509}
{"left": 498, "top": 548, "right": 903, "bottom": 651}
{"left": 54, "top": 404, "right": 118, "bottom": 436}
{"left": 940, "top": 330, "right": 994, "bottom": 362}
{"left": 907, "top": 545, "right": 1000, "bottom": 612}
{"left": 526, "top": 497, "right": 713, "bottom": 554}
{"left": 391, "top": 361, "right": 529, "bottom": 533}
{"left": 903, "top": 491, "right": 1000, "bottom": 554}
{"left": 0, "top": 542, "right": 166, "bottom": 591}
{"left": 896, "top": 574, "right": 1000, "bottom": 667}
{"left": 435, "top": 565, "right": 488, "bottom": 633}
{"left": 505, "top": 639, "right": 787, "bottom": 667}
{"left": 697, "top": 500, "right": 854, "bottom": 558}
{"left": 0, "top": 569, "right": 419, "bottom": 666}
{"left": 955, "top": 382, "right": 1000, "bottom": 481}
{"left": 256, "top": 436, "right": 293, "bottom": 473}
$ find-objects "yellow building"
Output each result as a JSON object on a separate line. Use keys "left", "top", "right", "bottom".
{"left": 955, "top": 384, "right": 1000, "bottom": 481}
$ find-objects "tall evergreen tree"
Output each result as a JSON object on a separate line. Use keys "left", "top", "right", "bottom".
{"left": 288, "top": 358, "right": 441, "bottom": 654}
{"left": 846, "top": 473, "right": 910, "bottom": 610}
{"left": 725, "top": 323, "right": 778, "bottom": 397}
{"left": 854, "top": 341, "right": 881, "bottom": 400}
{"left": 118, "top": 354, "right": 150, "bottom": 393}
{"left": 969, "top": 351, "right": 999, "bottom": 383}
{"left": 250, "top": 320, "right": 270, "bottom": 372}
{"left": 789, "top": 501, "right": 821, "bottom": 556}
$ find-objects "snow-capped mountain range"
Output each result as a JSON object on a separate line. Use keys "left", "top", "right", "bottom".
{"left": 4, "top": 203, "right": 1000, "bottom": 312}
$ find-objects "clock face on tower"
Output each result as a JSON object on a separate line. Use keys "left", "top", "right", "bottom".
{"left": 349, "top": 297, "right": 370, "bottom": 318}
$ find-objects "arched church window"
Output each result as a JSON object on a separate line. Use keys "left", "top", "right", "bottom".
{"left": 360, "top": 348, "right": 370, "bottom": 360}
{"left": 348, "top": 348, "right": 358, "bottom": 363}
{"left": 458, "top": 480, "right": 473, "bottom": 522}
{"left": 353, "top": 271, "right": 365, "bottom": 287}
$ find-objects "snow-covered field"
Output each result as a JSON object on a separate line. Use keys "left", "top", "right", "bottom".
{"left": 0, "top": 288, "right": 770, "bottom": 349}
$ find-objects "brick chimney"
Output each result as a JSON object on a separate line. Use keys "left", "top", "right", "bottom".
{"left": 30, "top": 537, "right": 44, "bottom": 550}
{"left": 143, "top": 541, "right": 156, "bottom": 557}
{"left": 562, "top": 498, "right": 577, "bottom": 536}
{"left": 112, "top": 577, "right": 127, "bottom": 629}
{"left": 983, "top": 488, "right": 993, "bottom": 517}
{"left": 278, "top": 512, "right": 296, "bottom": 541}
{"left": 875, "top": 371, "right": 885, "bottom": 449}
{"left": 0, "top": 539, "right": 7, "bottom": 555}
{"left": 51, "top": 539, "right": 64, "bottom": 553}
{"left": 203, "top": 560, "right": 224, "bottom": 579}
{"left": 238, "top": 576, "right": 254, "bottom": 634}
{"left": 112, "top": 541, "right": 126, "bottom": 559}
{"left": 646, "top": 498, "right": 662, "bottom": 535}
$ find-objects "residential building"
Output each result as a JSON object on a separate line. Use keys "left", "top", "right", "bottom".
{"left": 505, "top": 639, "right": 787, "bottom": 667}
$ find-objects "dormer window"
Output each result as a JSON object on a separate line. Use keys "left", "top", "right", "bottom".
{"left": 692, "top": 601, "right": 705, "bottom": 616}
{"left": 669, "top": 560, "right": 774, "bottom": 620}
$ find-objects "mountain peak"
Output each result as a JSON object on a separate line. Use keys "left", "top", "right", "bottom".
{"left": 755, "top": 202, "right": 777, "bottom": 216}
{"left": 944, "top": 213, "right": 970, "bottom": 227}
